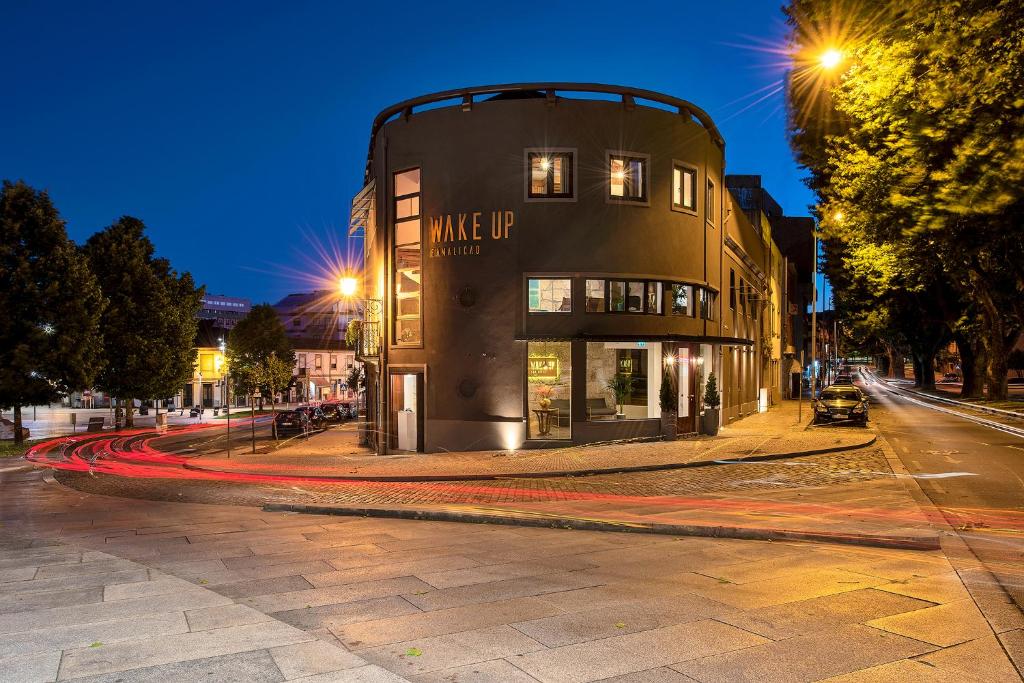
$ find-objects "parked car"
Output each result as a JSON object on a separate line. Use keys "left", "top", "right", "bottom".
{"left": 937, "top": 373, "right": 962, "bottom": 384}
{"left": 294, "top": 406, "right": 327, "bottom": 430}
{"left": 319, "top": 403, "right": 346, "bottom": 422}
{"left": 813, "top": 386, "right": 869, "bottom": 426}
{"left": 834, "top": 373, "right": 854, "bottom": 385}
{"left": 274, "top": 409, "right": 311, "bottom": 435}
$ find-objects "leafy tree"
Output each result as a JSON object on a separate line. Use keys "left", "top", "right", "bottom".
{"left": 0, "top": 181, "right": 105, "bottom": 443}
{"left": 785, "top": 0, "right": 1024, "bottom": 398}
{"left": 84, "top": 217, "right": 203, "bottom": 426}
{"left": 227, "top": 304, "right": 295, "bottom": 438}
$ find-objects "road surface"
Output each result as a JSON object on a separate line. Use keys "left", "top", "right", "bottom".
{"left": 859, "top": 375, "right": 1024, "bottom": 608}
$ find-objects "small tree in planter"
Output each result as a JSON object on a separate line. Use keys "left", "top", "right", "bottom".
{"left": 606, "top": 373, "right": 634, "bottom": 419}
{"left": 702, "top": 372, "right": 721, "bottom": 436}
{"left": 659, "top": 369, "right": 677, "bottom": 440}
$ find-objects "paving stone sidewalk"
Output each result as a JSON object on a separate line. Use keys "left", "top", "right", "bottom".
{"left": 186, "top": 400, "right": 873, "bottom": 480}
{"left": 1, "top": 467, "right": 1021, "bottom": 682}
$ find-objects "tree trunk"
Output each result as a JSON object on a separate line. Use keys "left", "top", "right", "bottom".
{"left": 956, "top": 334, "right": 984, "bottom": 398}
{"left": 918, "top": 353, "right": 936, "bottom": 390}
{"left": 987, "top": 348, "right": 1010, "bottom": 401}
{"left": 271, "top": 392, "right": 278, "bottom": 440}
{"left": 13, "top": 405, "right": 23, "bottom": 446}
{"left": 125, "top": 398, "right": 134, "bottom": 428}
{"left": 250, "top": 393, "right": 257, "bottom": 454}
{"left": 885, "top": 344, "right": 905, "bottom": 379}
{"left": 912, "top": 356, "right": 923, "bottom": 387}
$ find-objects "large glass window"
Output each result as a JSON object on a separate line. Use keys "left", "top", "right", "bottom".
{"left": 672, "top": 164, "right": 697, "bottom": 211}
{"left": 592, "top": 280, "right": 662, "bottom": 315}
{"left": 609, "top": 154, "right": 648, "bottom": 201}
{"left": 699, "top": 288, "right": 715, "bottom": 321}
{"left": 586, "top": 342, "right": 663, "bottom": 420}
{"left": 528, "top": 152, "right": 573, "bottom": 199}
{"left": 528, "top": 278, "right": 572, "bottom": 313}
{"left": 393, "top": 168, "right": 422, "bottom": 345}
{"left": 706, "top": 177, "right": 717, "bottom": 226}
{"left": 586, "top": 280, "right": 606, "bottom": 312}
{"left": 527, "top": 341, "right": 571, "bottom": 440}
{"left": 670, "top": 284, "right": 692, "bottom": 316}
{"left": 730, "top": 269, "right": 736, "bottom": 310}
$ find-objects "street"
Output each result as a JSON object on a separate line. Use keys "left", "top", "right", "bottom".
{"left": 858, "top": 376, "right": 1024, "bottom": 610}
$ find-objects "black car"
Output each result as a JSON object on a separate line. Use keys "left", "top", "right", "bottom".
{"left": 814, "top": 386, "right": 869, "bottom": 425}
{"left": 294, "top": 406, "right": 327, "bottom": 430}
{"left": 319, "top": 403, "right": 346, "bottom": 422}
{"left": 834, "top": 373, "right": 855, "bottom": 385}
{"left": 274, "top": 409, "right": 314, "bottom": 435}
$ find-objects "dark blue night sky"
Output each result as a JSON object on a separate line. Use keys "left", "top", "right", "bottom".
{"left": 1, "top": 0, "right": 823, "bottom": 304}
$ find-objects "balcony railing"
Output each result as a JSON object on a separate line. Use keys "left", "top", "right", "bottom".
{"left": 355, "top": 321, "right": 380, "bottom": 361}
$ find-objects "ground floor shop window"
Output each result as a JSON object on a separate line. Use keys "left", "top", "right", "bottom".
{"left": 585, "top": 342, "right": 662, "bottom": 420}
{"left": 526, "top": 341, "right": 571, "bottom": 439}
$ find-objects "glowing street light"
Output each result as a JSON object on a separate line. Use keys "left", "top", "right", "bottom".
{"left": 339, "top": 276, "right": 358, "bottom": 298}
{"left": 833, "top": 210, "right": 844, "bottom": 223}
{"left": 820, "top": 48, "right": 843, "bottom": 70}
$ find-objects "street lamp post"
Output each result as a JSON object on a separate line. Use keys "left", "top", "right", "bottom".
{"left": 339, "top": 276, "right": 385, "bottom": 456}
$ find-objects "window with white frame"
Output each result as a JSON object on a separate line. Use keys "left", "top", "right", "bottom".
{"left": 706, "top": 177, "right": 717, "bottom": 226}
{"left": 672, "top": 163, "right": 697, "bottom": 212}
{"left": 528, "top": 278, "right": 572, "bottom": 313}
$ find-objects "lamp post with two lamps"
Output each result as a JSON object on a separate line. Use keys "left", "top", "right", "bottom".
{"left": 339, "top": 276, "right": 385, "bottom": 456}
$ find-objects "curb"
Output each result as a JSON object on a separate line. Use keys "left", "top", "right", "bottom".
{"left": 184, "top": 435, "right": 877, "bottom": 482}
{"left": 262, "top": 501, "right": 938, "bottom": 551}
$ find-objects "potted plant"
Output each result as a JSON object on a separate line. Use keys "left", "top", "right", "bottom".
{"left": 606, "top": 373, "right": 634, "bottom": 419}
{"left": 701, "top": 372, "right": 721, "bottom": 436}
{"left": 659, "top": 370, "right": 677, "bottom": 440}
{"left": 535, "top": 384, "right": 553, "bottom": 409}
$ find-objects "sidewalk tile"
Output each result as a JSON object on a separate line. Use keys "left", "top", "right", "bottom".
{"left": 412, "top": 658, "right": 539, "bottom": 683}
{"left": 269, "top": 640, "right": 366, "bottom": 679}
{"left": 245, "top": 576, "right": 432, "bottom": 613}
{"left": 717, "top": 588, "right": 932, "bottom": 640}
{"left": 672, "top": 624, "right": 935, "bottom": 683}
{"left": 184, "top": 604, "right": 274, "bottom": 632}
{"left": 103, "top": 576, "right": 200, "bottom": 601}
{"left": 336, "top": 596, "right": 561, "bottom": 650}
{"left": 272, "top": 596, "right": 420, "bottom": 632}
{"left": 511, "top": 593, "right": 736, "bottom": 647}
{"left": 0, "top": 650, "right": 61, "bottom": 683}
{"left": 58, "top": 620, "right": 314, "bottom": 679}
{"left": 596, "top": 669, "right": 699, "bottom": 683}
{"left": 874, "top": 572, "right": 972, "bottom": 604}
{"left": 672, "top": 568, "right": 885, "bottom": 610}
{"left": 917, "top": 635, "right": 1022, "bottom": 683}
{"left": 62, "top": 650, "right": 282, "bottom": 683}
{"left": 0, "top": 586, "right": 103, "bottom": 615}
{"left": 400, "top": 572, "right": 603, "bottom": 612}
{"left": 867, "top": 599, "right": 992, "bottom": 647}
{"left": 816, "top": 658, "right": 986, "bottom": 682}
{"left": 512, "top": 619, "right": 767, "bottom": 683}
{"left": 0, "top": 589, "right": 231, "bottom": 635}
{"left": 305, "top": 555, "right": 480, "bottom": 589}
{"left": 0, "top": 611, "right": 187, "bottom": 660}
{"left": 290, "top": 664, "right": 411, "bottom": 682}
{"left": 362, "top": 625, "right": 545, "bottom": 676}
{"left": 215, "top": 574, "right": 314, "bottom": 599}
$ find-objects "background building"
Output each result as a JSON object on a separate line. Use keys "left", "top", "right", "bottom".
{"left": 198, "top": 294, "right": 251, "bottom": 329}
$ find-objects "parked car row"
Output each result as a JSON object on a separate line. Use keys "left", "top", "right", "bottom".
{"left": 274, "top": 402, "right": 357, "bottom": 436}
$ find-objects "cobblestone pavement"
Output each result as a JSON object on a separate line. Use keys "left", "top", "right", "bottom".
{"left": 180, "top": 400, "right": 876, "bottom": 480}
{"left": 1, "top": 467, "right": 1020, "bottom": 682}
{"left": 54, "top": 448, "right": 891, "bottom": 509}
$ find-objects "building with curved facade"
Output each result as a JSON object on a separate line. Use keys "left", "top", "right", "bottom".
{"left": 349, "top": 83, "right": 804, "bottom": 453}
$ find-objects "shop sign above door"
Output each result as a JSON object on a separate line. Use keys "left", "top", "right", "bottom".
{"left": 528, "top": 355, "right": 559, "bottom": 381}
{"left": 428, "top": 210, "right": 514, "bottom": 257}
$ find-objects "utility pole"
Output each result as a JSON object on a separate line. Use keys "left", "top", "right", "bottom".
{"left": 810, "top": 232, "right": 818, "bottom": 399}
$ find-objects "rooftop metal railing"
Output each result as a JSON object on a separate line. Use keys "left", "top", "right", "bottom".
{"left": 362, "top": 82, "right": 724, "bottom": 181}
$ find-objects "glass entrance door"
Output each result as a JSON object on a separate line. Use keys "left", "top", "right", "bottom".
{"left": 676, "top": 345, "right": 698, "bottom": 433}
{"left": 389, "top": 371, "right": 423, "bottom": 452}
